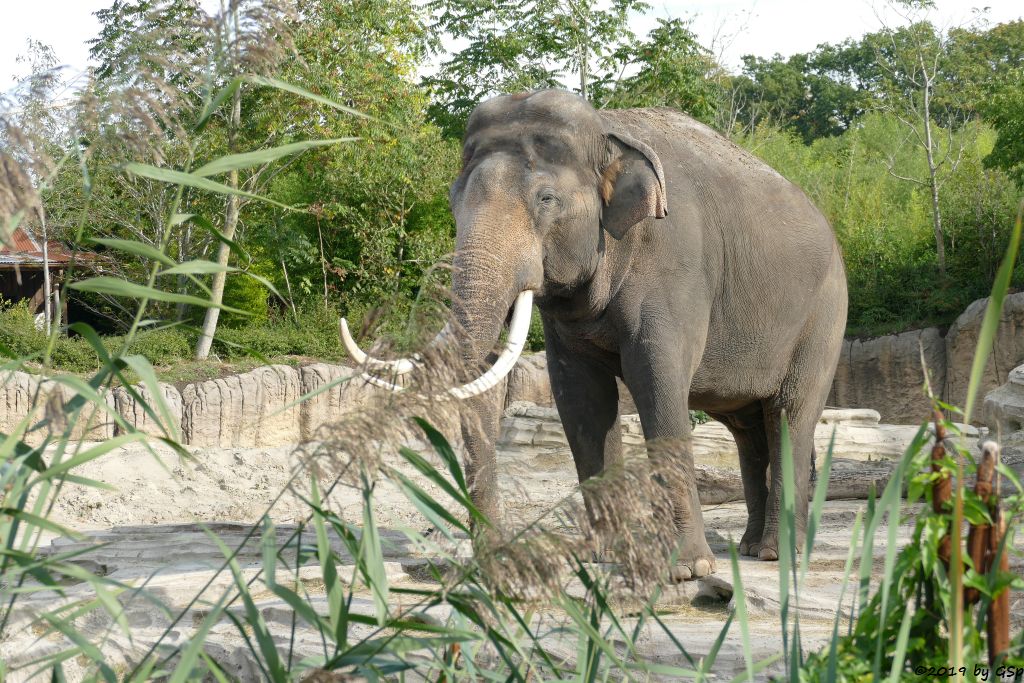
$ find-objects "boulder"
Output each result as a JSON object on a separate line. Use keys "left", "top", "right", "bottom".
{"left": 945, "top": 292, "right": 1024, "bottom": 422}
{"left": 499, "top": 404, "right": 974, "bottom": 466}
{"left": 829, "top": 327, "right": 946, "bottom": 425}
{"left": 984, "top": 365, "right": 1024, "bottom": 442}
{"left": 181, "top": 365, "right": 302, "bottom": 447}
{"left": 113, "top": 382, "right": 183, "bottom": 439}
{"left": 505, "top": 353, "right": 553, "bottom": 407}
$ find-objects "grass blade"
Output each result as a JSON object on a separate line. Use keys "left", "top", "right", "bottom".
{"left": 122, "top": 163, "right": 296, "bottom": 211}
{"left": 70, "top": 276, "right": 247, "bottom": 313}
{"left": 360, "top": 470, "right": 390, "bottom": 626}
{"left": 246, "top": 75, "right": 371, "bottom": 119}
{"left": 962, "top": 202, "right": 1023, "bottom": 423}
{"left": 191, "top": 138, "right": 357, "bottom": 177}
{"left": 729, "top": 542, "right": 755, "bottom": 682}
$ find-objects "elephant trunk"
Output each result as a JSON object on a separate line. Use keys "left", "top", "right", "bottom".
{"left": 449, "top": 244, "right": 534, "bottom": 398}
{"left": 338, "top": 241, "right": 535, "bottom": 398}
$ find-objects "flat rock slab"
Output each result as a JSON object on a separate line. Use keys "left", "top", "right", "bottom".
{"left": 13, "top": 500, "right": 1023, "bottom": 682}
{"left": 7, "top": 435, "right": 1022, "bottom": 681}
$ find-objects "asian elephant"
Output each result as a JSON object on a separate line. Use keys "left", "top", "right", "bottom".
{"left": 342, "top": 89, "right": 848, "bottom": 581}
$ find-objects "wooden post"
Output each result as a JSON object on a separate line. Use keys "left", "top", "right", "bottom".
{"left": 985, "top": 441, "right": 1010, "bottom": 665}
{"left": 931, "top": 409, "right": 952, "bottom": 567}
{"left": 964, "top": 445, "right": 996, "bottom": 605}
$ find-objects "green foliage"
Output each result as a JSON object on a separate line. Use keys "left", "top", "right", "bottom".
{"left": 740, "top": 113, "right": 1023, "bottom": 335}
{"left": 797, "top": 206, "right": 1024, "bottom": 680}
{"left": 982, "top": 69, "right": 1024, "bottom": 187}
{"left": 213, "top": 306, "right": 345, "bottom": 361}
{"left": 260, "top": 0, "right": 457, "bottom": 333}
{"left": 220, "top": 272, "right": 270, "bottom": 327}
{"left": 527, "top": 306, "right": 545, "bottom": 352}
{"left": 599, "top": 18, "right": 718, "bottom": 123}
{"left": 122, "top": 327, "right": 195, "bottom": 366}
{"left": 732, "top": 47, "right": 871, "bottom": 143}
{"left": 424, "top": 0, "right": 652, "bottom": 136}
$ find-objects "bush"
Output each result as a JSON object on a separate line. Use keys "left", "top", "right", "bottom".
{"left": 221, "top": 272, "right": 270, "bottom": 328}
{"left": 121, "top": 327, "right": 195, "bottom": 366}
{"left": 213, "top": 305, "right": 344, "bottom": 361}
{"left": 740, "top": 114, "right": 1023, "bottom": 336}
{"left": 0, "top": 299, "right": 46, "bottom": 359}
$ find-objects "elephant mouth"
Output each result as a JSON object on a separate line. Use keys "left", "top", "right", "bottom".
{"left": 339, "top": 290, "right": 534, "bottom": 399}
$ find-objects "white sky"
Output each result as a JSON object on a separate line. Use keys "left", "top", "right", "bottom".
{"left": 2, "top": 0, "right": 1022, "bottom": 94}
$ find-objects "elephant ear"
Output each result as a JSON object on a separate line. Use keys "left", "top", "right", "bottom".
{"left": 599, "top": 131, "right": 668, "bottom": 239}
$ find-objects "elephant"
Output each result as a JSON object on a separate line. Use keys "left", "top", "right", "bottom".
{"left": 342, "top": 89, "right": 848, "bottom": 581}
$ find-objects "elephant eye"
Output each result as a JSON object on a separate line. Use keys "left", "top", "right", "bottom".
{"left": 538, "top": 192, "right": 560, "bottom": 207}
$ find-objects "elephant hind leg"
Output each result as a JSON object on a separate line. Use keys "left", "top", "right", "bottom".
{"left": 757, "top": 401, "right": 821, "bottom": 562}
{"left": 715, "top": 405, "right": 770, "bottom": 557}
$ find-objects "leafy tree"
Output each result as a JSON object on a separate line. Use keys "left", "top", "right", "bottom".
{"left": 945, "top": 19, "right": 1024, "bottom": 117}
{"left": 263, "top": 0, "right": 458, "bottom": 333}
{"left": 865, "top": 3, "right": 981, "bottom": 278}
{"left": 1, "top": 39, "right": 73, "bottom": 332}
{"left": 598, "top": 18, "right": 719, "bottom": 123}
{"left": 982, "top": 68, "right": 1024, "bottom": 187}
{"left": 730, "top": 43, "right": 872, "bottom": 143}
{"left": 424, "top": 0, "right": 649, "bottom": 137}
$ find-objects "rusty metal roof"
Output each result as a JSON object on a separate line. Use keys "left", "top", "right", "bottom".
{"left": 0, "top": 226, "right": 73, "bottom": 268}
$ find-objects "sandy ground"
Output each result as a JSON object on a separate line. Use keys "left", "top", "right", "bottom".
{"left": 4, "top": 433, "right": 1023, "bottom": 681}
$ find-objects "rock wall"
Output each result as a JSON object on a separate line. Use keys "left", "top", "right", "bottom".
{"left": 3, "top": 292, "right": 1022, "bottom": 446}
{"left": 828, "top": 328, "right": 946, "bottom": 425}
{"left": 1, "top": 362, "right": 466, "bottom": 449}
{"left": 510, "top": 292, "right": 1024, "bottom": 426}
{"left": 0, "top": 371, "right": 113, "bottom": 445}
{"left": 831, "top": 292, "right": 1024, "bottom": 424}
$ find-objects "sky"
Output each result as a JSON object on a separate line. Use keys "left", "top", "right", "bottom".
{"left": 2, "top": 0, "right": 1022, "bottom": 94}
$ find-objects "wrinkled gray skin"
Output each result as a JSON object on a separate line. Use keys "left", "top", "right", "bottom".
{"left": 448, "top": 90, "right": 847, "bottom": 581}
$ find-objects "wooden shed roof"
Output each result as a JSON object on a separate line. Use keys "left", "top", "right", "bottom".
{"left": 0, "top": 226, "right": 73, "bottom": 269}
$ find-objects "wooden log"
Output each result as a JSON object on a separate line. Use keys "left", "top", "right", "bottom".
{"left": 696, "top": 457, "right": 899, "bottom": 505}
{"left": 695, "top": 449, "right": 1024, "bottom": 505}
{"left": 988, "top": 512, "right": 1011, "bottom": 664}
{"left": 985, "top": 441, "right": 1011, "bottom": 665}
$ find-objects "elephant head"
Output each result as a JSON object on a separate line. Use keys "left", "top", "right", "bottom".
{"left": 341, "top": 89, "right": 667, "bottom": 397}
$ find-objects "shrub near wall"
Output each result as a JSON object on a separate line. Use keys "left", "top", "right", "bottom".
{"left": 741, "top": 115, "right": 1023, "bottom": 336}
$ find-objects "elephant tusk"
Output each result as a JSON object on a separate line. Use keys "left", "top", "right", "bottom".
{"left": 339, "top": 318, "right": 453, "bottom": 375}
{"left": 448, "top": 290, "right": 533, "bottom": 400}
{"left": 340, "top": 291, "right": 533, "bottom": 399}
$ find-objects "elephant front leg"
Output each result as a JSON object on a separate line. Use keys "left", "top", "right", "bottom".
{"left": 545, "top": 338, "right": 623, "bottom": 549}
{"left": 623, "top": 357, "right": 715, "bottom": 582}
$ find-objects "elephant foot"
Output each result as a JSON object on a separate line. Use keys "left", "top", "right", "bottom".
{"left": 738, "top": 519, "right": 765, "bottom": 557}
{"left": 753, "top": 530, "right": 805, "bottom": 562}
{"left": 668, "top": 536, "right": 716, "bottom": 583}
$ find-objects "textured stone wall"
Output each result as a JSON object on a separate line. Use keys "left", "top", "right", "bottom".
{"left": 3, "top": 292, "right": 1022, "bottom": 444}
{"left": 830, "top": 292, "right": 1024, "bottom": 424}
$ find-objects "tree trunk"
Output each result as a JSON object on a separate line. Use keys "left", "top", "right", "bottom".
{"left": 921, "top": 75, "right": 946, "bottom": 278}
{"left": 195, "top": 85, "right": 241, "bottom": 361}
{"left": 39, "top": 208, "right": 52, "bottom": 335}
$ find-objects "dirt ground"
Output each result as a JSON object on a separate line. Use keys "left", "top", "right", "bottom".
{"left": 4, "top": 432, "right": 1023, "bottom": 681}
